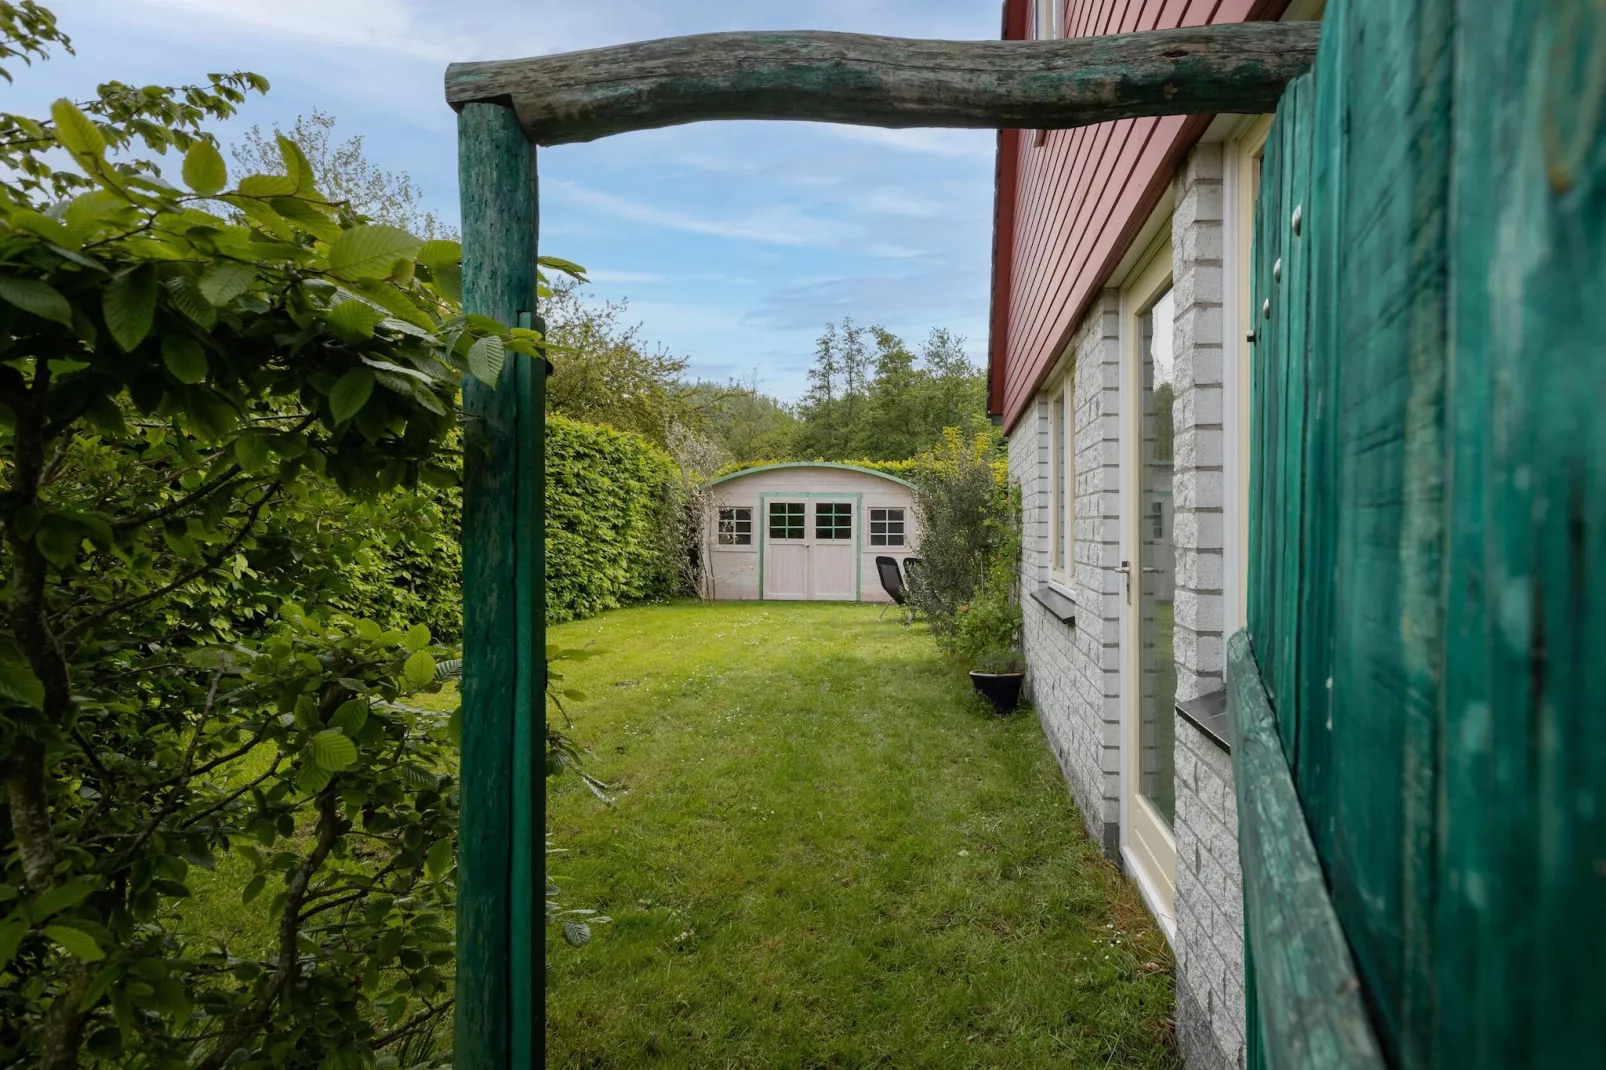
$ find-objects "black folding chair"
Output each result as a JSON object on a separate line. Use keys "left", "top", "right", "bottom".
{"left": 875, "top": 556, "right": 911, "bottom": 624}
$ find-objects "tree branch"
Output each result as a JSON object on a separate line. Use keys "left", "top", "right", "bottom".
{"left": 445, "top": 22, "right": 1321, "bottom": 145}
{"left": 195, "top": 787, "right": 342, "bottom": 1070}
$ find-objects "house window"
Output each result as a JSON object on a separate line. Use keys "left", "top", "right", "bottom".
{"left": 869, "top": 508, "right": 905, "bottom": 547}
{"left": 768, "top": 501, "right": 805, "bottom": 540}
{"left": 717, "top": 507, "right": 752, "bottom": 546}
{"left": 1050, "top": 373, "right": 1074, "bottom": 587}
{"left": 814, "top": 501, "right": 853, "bottom": 540}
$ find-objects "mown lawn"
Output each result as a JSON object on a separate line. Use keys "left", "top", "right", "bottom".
{"left": 546, "top": 600, "right": 1181, "bottom": 1069}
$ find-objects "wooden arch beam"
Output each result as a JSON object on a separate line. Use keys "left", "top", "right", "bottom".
{"left": 446, "top": 22, "right": 1320, "bottom": 146}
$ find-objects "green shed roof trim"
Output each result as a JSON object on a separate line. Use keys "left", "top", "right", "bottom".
{"left": 702, "top": 461, "right": 916, "bottom": 490}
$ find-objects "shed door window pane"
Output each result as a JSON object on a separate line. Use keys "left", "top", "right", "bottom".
{"left": 869, "top": 508, "right": 905, "bottom": 547}
{"left": 814, "top": 502, "right": 853, "bottom": 540}
{"left": 718, "top": 507, "right": 752, "bottom": 546}
{"left": 768, "top": 501, "right": 805, "bottom": 539}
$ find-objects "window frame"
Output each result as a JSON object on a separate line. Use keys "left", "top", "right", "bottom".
{"left": 715, "top": 506, "right": 753, "bottom": 548}
{"left": 767, "top": 500, "right": 806, "bottom": 541}
{"left": 1049, "top": 377, "right": 1075, "bottom": 590}
{"left": 813, "top": 501, "right": 853, "bottom": 541}
{"left": 868, "top": 507, "right": 906, "bottom": 548}
{"left": 1225, "top": 114, "right": 1273, "bottom": 638}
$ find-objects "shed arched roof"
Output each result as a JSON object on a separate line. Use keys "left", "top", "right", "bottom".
{"left": 702, "top": 461, "right": 916, "bottom": 491}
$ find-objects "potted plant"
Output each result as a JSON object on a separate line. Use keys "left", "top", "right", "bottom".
{"left": 969, "top": 648, "right": 1026, "bottom": 715}
{"left": 954, "top": 585, "right": 1025, "bottom": 715}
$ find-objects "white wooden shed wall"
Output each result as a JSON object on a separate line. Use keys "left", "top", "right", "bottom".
{"left": 703, "top": 464, "right": 917, "bottom": 602}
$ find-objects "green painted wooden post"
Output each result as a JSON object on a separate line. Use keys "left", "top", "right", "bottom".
{"left": 456, "top": 101, "right": 542, "bottom": 1070}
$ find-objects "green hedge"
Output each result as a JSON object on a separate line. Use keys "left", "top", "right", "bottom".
{"left": 547, "top": 413, "right": 678, "bottom": 623}
{"left": 708, "top": 456, "right": 920, "bottom": 482}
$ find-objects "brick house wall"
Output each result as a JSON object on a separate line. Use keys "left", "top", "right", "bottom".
{"left": 1169, "top": 142, "right": 1246, "bottom": 1070}
{"left": 1011, "top": 293, "right": 1125, "bottom": 857}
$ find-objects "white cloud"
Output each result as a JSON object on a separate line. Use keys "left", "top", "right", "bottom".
{"left": 132, "top": 0, "right": 483, "bottom": 63}
{"left": 544, "top": 178, "right": 884, "bottom": 251}
{"left": 824, "top": 125, "right": 996, "bottom": 159}
{"left": 584, "top": 270, "right": 665, "bottom": 284}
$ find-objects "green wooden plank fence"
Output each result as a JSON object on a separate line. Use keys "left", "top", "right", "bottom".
{"left": 1237, "top": 1, "right": 1606, "bottom": 1067}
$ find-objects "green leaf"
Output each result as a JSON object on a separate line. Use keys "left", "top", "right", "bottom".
{"left": 329, "top": 367, "right": 374, "bottom": 424}
{"left": 326, "top": 225, "right": 422, "bottom": 281}
{"left": 467, "top": 334, "right": 505, "bottom": 388}
{"left": 0, "top": 639, "right": 45, "bottom": 709}
{"left": 277, "top": 135, "right": 318, "bottom": 194}
{"left": 103, "top": 266, "right": 157, "bottom": 352}
{"left": 400, "top": 623, "right": 431, "bottom": 654}
{"left": 561, "top": 920, "right": 591, "bottom": 947}
{"left": 164, "top": 276, "right": 217, "bottom": 330}
{"left": 198, "top": 262, "right": 256, "bottom": 306}
{"left": 181, "top": 139, "right": 227, "bottom": 195}
{"left": 402, "top": 651, "right": 435, "bottom": 690}
{"left": 236, "top": 173, "right": 297, "bottom": 198}
{"left": 234, "top": 432, "right": 270, "bottom": 472}
{"left": 417, "top": 239, "right": 461, "bottom": 269}
{"left": 296, "top": 762, "right": 331, "bottom": 796}
{"left": 309, "top": 729, "right": 358, "bottom": 772}
{"left": 425, "top": 838, "right": 454, "bottom": 878}
{"left": 44, "top": 923, "right": 105, "bottom": 962}
{"left": 240, "top": 873, "right": 266, "bottom": 904}
{"left": 0, "top": 918, "right": 26, "bottom": 971}
{"left": 328, "top": 298, "right": 386, "bottom": 341}
{"left": 50, "top": 99, "right": 105, "bottom": 157}
{"left": 79, "top": 961, "right": 124, "bottom": 1011}
{"left": 161, "top": 335, "right": 208, "bottom": 384}
{"left": 0, "top": 276, "right": 72, "bottom": 326}
{"left": 330, "top": 699, "right": 368, "bottom": 736}
{"left": 270, "top": 197, "right": 339, "bottom": 241}
{"left": 30, "top": 880, "right": 96, "bottom": 922}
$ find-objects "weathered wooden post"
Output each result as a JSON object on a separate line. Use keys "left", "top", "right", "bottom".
{"left": 455, "top": 101, "right": 543, "bottom": 1069}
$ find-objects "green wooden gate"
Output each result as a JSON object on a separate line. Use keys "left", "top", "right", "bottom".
{"left": 1233, "top": 1, "right": 1606, "bottom": 1066}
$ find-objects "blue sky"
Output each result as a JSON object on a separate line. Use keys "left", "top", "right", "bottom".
{"left": 22, "top": 0, "right": 1000, "bottom": 401}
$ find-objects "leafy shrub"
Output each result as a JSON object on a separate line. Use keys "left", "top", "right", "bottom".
{"left": 907, "top": 429, "right": 1011, "bottom": 639}
{"left": 0, "top": 9, "right": 566, "bottom": 1064}
{"left": 951, "top": 495, "right": 1023, "bottom": 671}
{"left": 708, "top": 456, "right": 921, "bottom": 482}
{"left": 546, "top": 414, "right": 678, "bottom": 623}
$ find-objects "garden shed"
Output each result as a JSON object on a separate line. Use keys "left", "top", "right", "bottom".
{"left": 702, "top": 463, "right": 917, "bottom": 602}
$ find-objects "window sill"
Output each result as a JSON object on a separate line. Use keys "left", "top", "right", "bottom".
{"left": 1176, "top": 687, "right": 1231, "bottom": 754}
{"left": 1029, "top": 585, "right": 1076, "bottom": 626}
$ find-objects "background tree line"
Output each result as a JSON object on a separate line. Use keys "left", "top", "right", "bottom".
{"left": 541, "top": 290, "right": 993, "bottom": 466}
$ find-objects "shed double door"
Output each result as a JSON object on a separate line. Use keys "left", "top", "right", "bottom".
{"left": 763, "top": 498, "right": 856, "bottom": 601}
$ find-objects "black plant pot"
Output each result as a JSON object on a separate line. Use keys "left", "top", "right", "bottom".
{"left": 969, "top": 671, "right": 1024, "bottom": 715}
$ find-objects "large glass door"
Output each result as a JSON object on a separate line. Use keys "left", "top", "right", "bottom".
{"left": 1122, "top": 240, "right": 1178, "bottom": 925}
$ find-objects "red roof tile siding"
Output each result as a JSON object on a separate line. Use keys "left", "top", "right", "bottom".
{"left": 989, "top": 0, "right": 1289, "bottom": 432}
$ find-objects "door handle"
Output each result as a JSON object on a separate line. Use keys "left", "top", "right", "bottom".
{"left": 1117, "top": 561, "right": 1162, "bottom": 604}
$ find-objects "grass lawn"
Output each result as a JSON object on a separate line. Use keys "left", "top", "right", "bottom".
{"left": 546, "top": 600, "right": 1181, "bottom": 1069}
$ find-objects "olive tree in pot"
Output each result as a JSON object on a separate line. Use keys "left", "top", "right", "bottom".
{"left": 953, "top": 527, "right": 1024, "bottom": 715}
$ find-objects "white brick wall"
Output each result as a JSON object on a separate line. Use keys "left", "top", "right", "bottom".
{"left": 1171, "top": 142, "right": 1227, "bottom": 706}
{"left": 1009, "top": 292, "right": 1124, "bottom": 857}
{"left": 1170, "top": 142, "right": 1246, "bottom": 1070}
{"left": 1175, "top": 723, "right": 1246, "bottom": 1070}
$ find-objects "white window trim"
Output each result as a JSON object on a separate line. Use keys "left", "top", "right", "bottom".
{"left": 1048, "top": 376, "right": 1075, "bottom": 593}
{"left": 1118, "top": 226, "right": 1178, "bottom": 934}
{"left": 868, "top": 506, "right": 907, "bottom": 548}
{"left": 714, "top": 505, "right": 755, "bottom": 550}
{"left": 1032, "top": 0, "right": 1063, "bottom": 40}
{"left": 1222, "top": 113, "right": 1273, "bottom": 639}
